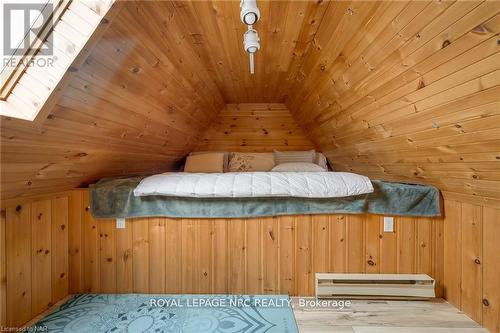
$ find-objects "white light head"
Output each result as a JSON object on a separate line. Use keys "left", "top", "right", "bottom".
{"left": 240, "top": 0, "right": 260, "bottom": 25}
{"left": 243, "top": 28, "right": 259, "bottom": 74}
{"left": 243, "top": 28, "right": 260, "bottom": 53}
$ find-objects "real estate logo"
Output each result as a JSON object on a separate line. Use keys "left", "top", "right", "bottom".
{"left": 2, "top": 2, "right": 54, "bottom": 56}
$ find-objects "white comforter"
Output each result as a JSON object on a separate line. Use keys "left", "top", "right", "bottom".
{"left": 133, "top": 172, "right": 374, "bottom": 198}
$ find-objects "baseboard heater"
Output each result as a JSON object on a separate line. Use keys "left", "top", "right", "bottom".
{"left": 315, "top": 273, "right": 435, "bottom": 300}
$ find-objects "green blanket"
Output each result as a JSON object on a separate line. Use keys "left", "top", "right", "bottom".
{"left": 89, "top": 176, "right": 441, "bottom": 219}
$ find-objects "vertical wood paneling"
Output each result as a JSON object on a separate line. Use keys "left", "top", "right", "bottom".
{"left": 295, "top": 216, "right": 312, "bottom": 296}
{"left": 132, "top": 218, "right": 149, "bottom": 293}
{"left": 164, "top": 219, "right": 182, "bottom": 293}
{"left": 347, "top": 215, "right": 365, "bottom": 273}
{"left": 312, "top": 215, "right": 330, "bottom": 275}
{"left": 115, "top": 222, "right": 133, "bottom": 293}
{"left": 68, "top": 191, "right": 83, "bottom": 293}
{"left": 262, "top": 217, "right": 278, "bottom": 294}
{"left": 212, "top": 219, "right": 228, "bottom": 294}
{"left": 180, "top": 219, "right": 196, "bottom": 294}
{"left": 417, "top": 218, "right": 433, "bottom": 276}
{"left": 0, "top": 209, "right": 5, "bottom": 327}
{"left": 483, "top": 207, "right": 500, "bottom": 333}
{"left": 51, "top": 196, "right": 69, "bottom": 303}
{"left": 330, "top": 215, "right": 347, "bottom": 272}
{"left": 99, "top": 220, "right": 116, "bottom": 293}
{"left": 73, "top": 211, "right": 450, "bottom": 302}
{"left": 279, "top": 216, "right": 294, "bottom": 295}
{"left": 433, "top": 218, "right": 444, "bottom": 298}
{"left": 149, "top": 218, "right": 166, "bottom": 293}
{"left": 83, "top": 191, "right": 99, "bottom": 293}
{"left": 3, "top": 193, "right": 72, "bottom": 327}
{"left": 6, "top": 204, "right": 31, "bottom": 327}
{"left": 31, "top": 200, "right": 52, "bottom": 315}
{"left": 380, "top": 218, "right": 397, "bottom": 273}
{"left": 246, "top": 219, "right": 262, "bottom": 294}
{"left": 198, "top": 220, "right": 212, "bottom": 293}
{"left": 229, "top": 220, "right": 245, "bottom": 294}
{"left": 460, "top": 203, "right": 483, "bottom": 323}
{"left": 444, "top": 200, "right": 462, "bottom": 308}
{"left": 397, "top": 217, "right": 416, "bottom": 273}
{"left": 365, "top": 215, "right": 380, "bottom": 273}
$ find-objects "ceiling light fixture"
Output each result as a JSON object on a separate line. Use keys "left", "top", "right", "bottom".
{"left": 240, "top": 0, "right": 260, "bottom": 25}
{"left": 240, "top": 0, "right": 261, "bottom": 74}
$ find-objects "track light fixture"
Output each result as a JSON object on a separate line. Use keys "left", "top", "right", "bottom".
{"left": 240, "top": 0, "right": 261, "bottom": 74}
{"left": 240, "top": 0, "right": 260, "bottom": 25}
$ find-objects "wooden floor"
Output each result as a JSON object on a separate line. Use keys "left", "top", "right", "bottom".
{"left": 292, "top": 298, "right": 487, "bottom": 333}
{"left": 25, "top": 297, "right": 485, "bottom": 332}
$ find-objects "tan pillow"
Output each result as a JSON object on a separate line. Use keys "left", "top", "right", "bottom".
{"left": 184, "top": 152, "right": 225, "bottom": 173}
{"left": 274, "top": 150, "right": 315, "bottom": 165}
{"left": 228, "top": 152, "right": 275, "bottom": 172}
{"left": 315, "top": 153, "right": 328, "bottom": 169}
{"left": 190, "top": 151, "right": 229, "bottom": 172}
{"left": 271, "top": 162, "right": 327, "bottom": 172}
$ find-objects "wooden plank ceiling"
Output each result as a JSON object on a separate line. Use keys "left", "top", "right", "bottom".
{"left": 1, "top": 0, "right": 500, "bottom": 200}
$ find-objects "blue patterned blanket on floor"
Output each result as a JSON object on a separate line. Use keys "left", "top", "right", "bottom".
{"left": 33, "top": 294, "right": 298, "bottom": 333}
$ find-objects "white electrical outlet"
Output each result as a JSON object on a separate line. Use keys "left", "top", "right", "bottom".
{"left": 116, "top": 218, "right": 126, "bottom": 229}
{"left": 383, "top": 216, "right": 394, "bottom": 232}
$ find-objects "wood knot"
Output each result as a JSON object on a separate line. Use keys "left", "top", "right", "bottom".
{"left": 101, "top": 18, "right": 109, "bottom": 24}
{"left": 60, "top": 273, "right": 65, "bottom": 278}
{"left": 269, "top": 231, "right": 275, "bottom": 241}
{"left": 16, "top": 205, "right": 22, "bottom": 213}
{"left": 60, "top": 224, "right": 66, "bottom": 230}
{"left": 45, "top": 249, "right": 49, "bottom": 254}
{"left": 38, "top": 213, "right": 43, "bottom": 220}
{"left": 367, "top": 259, "right": 375, "bottom": 266}
{"left": 203, "top": 272, "right": 208, "bottom": 277}
{"left": 474, "top": 258, "right": 481, "bottom": 265}
{"left": 483, "top": 298, "right": 490, "bottom": 306}
{"left": 107, "top": 258, "right": 113, "bottom": 262}
{"left": 442, "top": 40, "right": 450, "bottom": 48}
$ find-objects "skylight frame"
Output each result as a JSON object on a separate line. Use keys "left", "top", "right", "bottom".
{"left": 0, "top": 0, "right": 71, "bottom": 102}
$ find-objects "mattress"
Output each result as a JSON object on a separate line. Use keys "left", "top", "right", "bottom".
{"left": 133, "top": 172, "right": 374, "bottom": 198}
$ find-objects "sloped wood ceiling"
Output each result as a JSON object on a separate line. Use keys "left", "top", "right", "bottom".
{"left": 1, "top": 0, "right": 500, "bottom": 200}
{"left": 198, "top": 103, "right": 315, "bottom": 152}
{"left": 1, "top": 1, "right": 225, "bottom": 199}
{"left": 285, "top": 1, "right": 500, "bottom": 199}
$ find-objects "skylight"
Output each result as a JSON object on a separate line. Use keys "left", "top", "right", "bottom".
{"left": 0, "top": 0, "right": 114, "bottom": 121}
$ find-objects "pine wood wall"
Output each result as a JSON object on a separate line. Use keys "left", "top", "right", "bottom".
{"left": 197, "top": 103, "right": 315, "bottom": 152}
{"left": 0, "top": 193, "right": 71, "bottom": 328}
{"left": 442, "top": 193, "right": 500, "bottom": 332}
{"left": 2, "top": 190, "right": 500, "bottom": 332}
{"left": 70, "top": 191, "right": 444, "bottom": 298}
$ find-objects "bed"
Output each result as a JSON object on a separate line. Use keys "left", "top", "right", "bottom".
{"left": 89, "top": 151, "right": 441, "bottom": 219}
